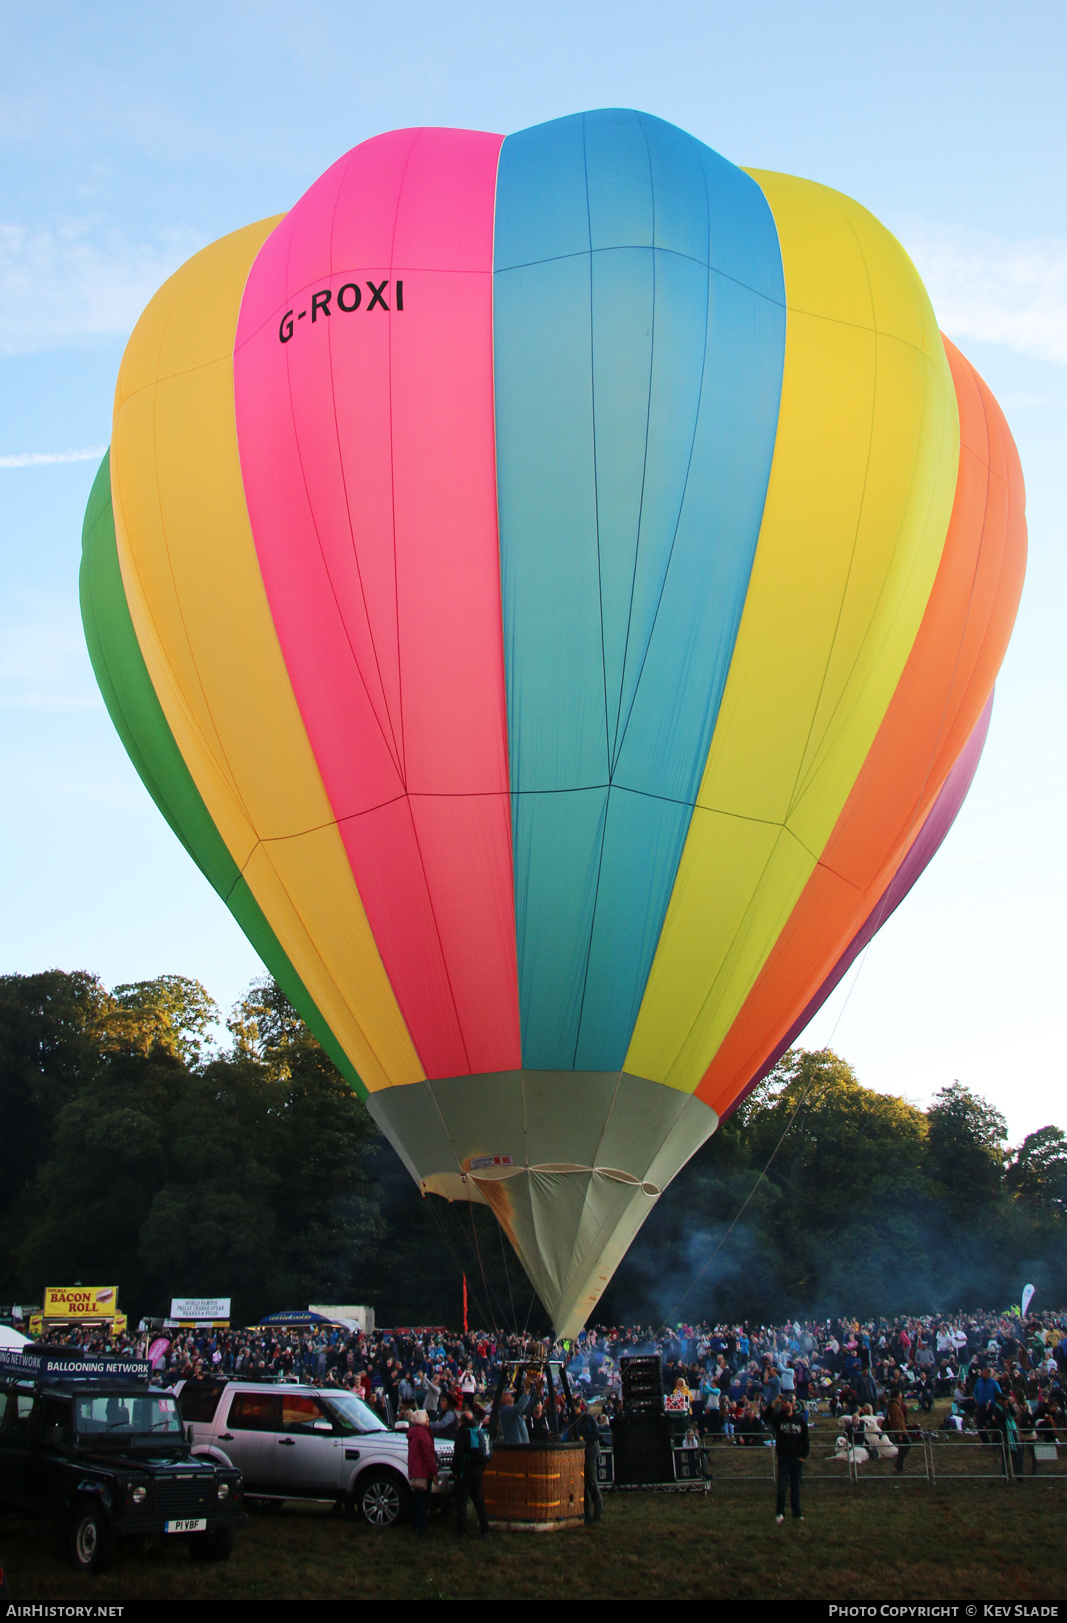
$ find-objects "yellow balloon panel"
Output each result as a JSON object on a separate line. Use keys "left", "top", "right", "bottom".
{"left": 110, "top": 223, "right": 423, "bottom": 1095}
{"left": 626, "top": 172, "right": 960, "bottom": 1093}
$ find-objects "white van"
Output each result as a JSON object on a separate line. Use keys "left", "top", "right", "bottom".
{"left": 175, "top": 1381, "right": 452, "bottom": 1527}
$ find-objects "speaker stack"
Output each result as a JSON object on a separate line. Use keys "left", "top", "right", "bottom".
{"left": 619, "top": 1353, "right": 663, "bottom": 1413}
{"left": 612, "top": 1354, "right": 674, "bottom": 1485}
{"left": 611, "top": 1413, "right": 675, "bottom": 1484}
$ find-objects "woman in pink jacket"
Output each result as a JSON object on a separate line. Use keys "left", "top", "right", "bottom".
{"left": 407, "top": 1410, "right": 437, "bottom": 1536}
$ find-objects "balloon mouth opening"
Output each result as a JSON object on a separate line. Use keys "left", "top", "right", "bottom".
{"left": 460, "top": 1158, "right": 660, "bottom": 1199}
{"left": 372, "top": 1072, "right": 718, "bottom": 1330}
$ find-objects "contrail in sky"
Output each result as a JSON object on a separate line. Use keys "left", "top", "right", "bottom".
{"left": 0, "top": 446, "right": 105, "bottom": 468}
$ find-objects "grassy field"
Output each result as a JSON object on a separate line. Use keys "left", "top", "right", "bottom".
{"left": 3, "top": 1477, "right": 1065, "bottom": 1602}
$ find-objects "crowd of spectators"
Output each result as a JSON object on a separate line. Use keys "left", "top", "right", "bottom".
{"left": 27, "top": 1307, "right": 1067, "bottom": 1463}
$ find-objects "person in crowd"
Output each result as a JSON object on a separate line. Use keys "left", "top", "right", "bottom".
{"left": 914, "top": 1369, "right": 935, "bottom": 1413}
{"left": 855, "top": 1364, "right": 879, "bottom": 1411}
{"left": 430, "top": 1393, "right": 459, "bottom": 1439}
{"left": 974, "top": 1366, "right": 1003, "bottom": 1441}
{"left": 669, "top": 1374, "right": 692, "bottom": 1412}
{"left": 763, "top": 1365, "right": 782, "bottom": 1409}
{"left": 39, "top": 1302, "right": 1067, "bottom": 1501}
{"left": 406, "top": 1409, "right": 436, "bottom": 1536}
{"left": 702, "top": 1377, "right": 723, "bottom": 1434}
{"left": 735, "top": 1404, "right": 766, "bottom": 1446}
{"left": 1000, "top": 1396, "right": 1024, "bottom": 1479}
{"left": 886, "top": 1385, "right": 912, "bottom": 1474}
{"left": 1028, "top": 1396, "right": 1062, "bottom": 1472}
{"left": 767, "top": 1395, "right": 809, "bottom": 1523}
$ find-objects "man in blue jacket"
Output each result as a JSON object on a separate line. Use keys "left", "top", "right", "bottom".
{"left": 973, "top": 1367, "right": 1003, "bottom": 1441}
{"left": 496, "top": 1380, "right": 534, "bottom": 1445}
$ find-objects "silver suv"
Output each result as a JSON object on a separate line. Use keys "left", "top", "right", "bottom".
{"left": 176, "top": 1381, "right": 452, "bottom": 1528}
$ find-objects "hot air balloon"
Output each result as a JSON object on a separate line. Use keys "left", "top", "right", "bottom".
{"left": 81, "top": 110, "right": 1026, "bottom": 1336}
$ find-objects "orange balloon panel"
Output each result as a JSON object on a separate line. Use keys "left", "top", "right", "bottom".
{"left": 696, "top": 338, "right": 1026, "bottom": 1117}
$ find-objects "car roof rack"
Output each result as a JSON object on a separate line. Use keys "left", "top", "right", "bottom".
{"left": 183, "top": 1376, "right": 285, "bottom": 1389}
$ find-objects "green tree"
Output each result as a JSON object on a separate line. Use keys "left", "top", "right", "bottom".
{"left": 133, "top": 983, "right": 389, "bottom": 1319}
{"left": 925, "top": 1080, "right": 1007, "bottom": 1207}
{"left": 114, "top": 975, "right": 220, "bottom": 1067}
{"left": 0, "top": 971, "right": 117, "bottom": 1297}
{"left": 605, "top": 1050, "right": 935, "bottom": 1323}
{"left": 745, "top": 1049, "right": 928, "bottom": 1227}
{"left": 1006, "top": 1126, "right": 1067, "bottom": 1209}
{"left": 7, "top": 971, "right": 1067, "bottom": 1328}
{"left": 15, "top": 1003, "right": 189, "bottom": 1308}
{"left": 601, "top": 1083, "right": 782, "bottom": 1326}
{"left": 735, "top": 1050, "right": 931, "bottom": 1314}
{"left": 224, "top": 976, "right": 540, "bottom": 1327}
{"left": 8, "top": 973, "right": 389, "bottom": 1322}
{"left": 228, "top": 976, "right": 313, "bottom": 1075}
{"left": 132, "top": 1055, "right": 288, "bottom": 1317}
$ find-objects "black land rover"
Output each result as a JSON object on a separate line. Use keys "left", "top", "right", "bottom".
{"left": 0, "top": 1346, "right": 245, "bottom": 1573}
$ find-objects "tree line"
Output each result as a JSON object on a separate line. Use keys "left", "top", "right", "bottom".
{"left": 2, "top": 970, "right": 1065, "bottom": 1330}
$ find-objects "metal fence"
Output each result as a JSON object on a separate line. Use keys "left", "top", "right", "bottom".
{"left": 598, "top": 1424, "right": 1067, "bottom": 1490}
{"left": 858, "top": 1425, "right": 1067, "bottom": 1485}
{"left": 805, "top": 1435, "right": 881, "bottom": 1485}
{"left": 698, "top": 1433, "right": 776, "bottom": 1484}
{"left": 926, "top": 1429, "right": 1009, "bottom": 1483}
{"left": 1008, "top": 1427, "right": 1067, "bottom": 1484}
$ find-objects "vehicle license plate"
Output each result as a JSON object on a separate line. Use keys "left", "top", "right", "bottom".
{"left": 164, "top": 1517, "right": 207, "bottom": 1533}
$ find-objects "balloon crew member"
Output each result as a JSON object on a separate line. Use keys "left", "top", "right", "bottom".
{"left": 452, "top": 1408, "right": 492, "bottom": 1539}
{"left": 768, "top": 1396, "right": 809, "bottom": 1522}
{"left": 495, "top": 1376, "right": 534, "bottom": 1445}
{"left": 570, "top": 1401, "right": 603, "bottom": 1526}
{"left": 527, "top": 1396, "right": 552, "bottom": 1439}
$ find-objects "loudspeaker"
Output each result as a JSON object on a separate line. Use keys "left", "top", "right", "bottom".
{"left": 619, "top": 1353, "right": 664, "bottom": 1414}
{"left": 610, "top": 1413, "right": 674, "bottom": 1485}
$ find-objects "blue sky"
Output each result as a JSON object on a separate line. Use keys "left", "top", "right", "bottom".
{"left": 1, "top": 0, "right": 1063, "bottom": 1139}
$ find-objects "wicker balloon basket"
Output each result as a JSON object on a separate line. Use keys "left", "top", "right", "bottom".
{"left": 480, "top": 1441, "right": 586, "bottom": 1531}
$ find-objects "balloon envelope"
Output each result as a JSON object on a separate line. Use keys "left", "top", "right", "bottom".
{"left": 82, "top": 110, "right": 1026, "bottom": 1333}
